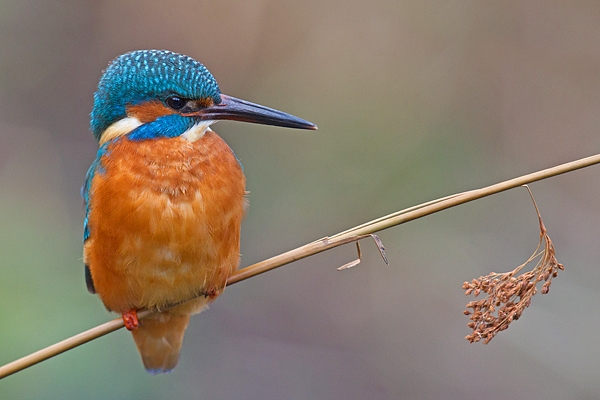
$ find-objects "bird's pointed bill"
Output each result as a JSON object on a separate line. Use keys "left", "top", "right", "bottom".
{"left": 185, "top": 94, "right": 317, "bottom": 130}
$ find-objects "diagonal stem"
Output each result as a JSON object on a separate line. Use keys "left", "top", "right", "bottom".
{"left": 1, "top": 152, "right": 600, "bottom": 379}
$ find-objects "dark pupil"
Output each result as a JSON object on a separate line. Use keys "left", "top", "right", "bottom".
{"left": 167, "top": 96, "right": 185, "bottom": 110}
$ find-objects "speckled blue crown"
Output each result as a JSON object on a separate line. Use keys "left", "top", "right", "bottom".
{"left": 90, "top": 50, "right": 221, "bottom": 140}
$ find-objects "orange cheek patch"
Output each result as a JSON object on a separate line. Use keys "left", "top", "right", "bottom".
{"left": 127, "top": 101, "right": 176, "bottom": 123}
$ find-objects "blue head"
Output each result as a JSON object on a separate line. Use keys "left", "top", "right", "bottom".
{"left": 90, "top": 50, "right": 222, "bottom": 140}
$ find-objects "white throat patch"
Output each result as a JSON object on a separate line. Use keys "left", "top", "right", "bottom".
{"left": 99, "top": 117, "right": 143, "bottom": 146}
{"left": 181, "top": 120, "right": 216, "bottom": 142}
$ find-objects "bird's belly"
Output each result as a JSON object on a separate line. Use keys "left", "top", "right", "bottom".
{"left": 85, "top": 133, "right": 246, "bottom": 313}
{"left": 117, "top": 190, "right": 234, "bottom": 310}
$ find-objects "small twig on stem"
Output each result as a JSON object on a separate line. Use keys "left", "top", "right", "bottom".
{"left": 337, "top": 234, "right": 388, "bottom": 271}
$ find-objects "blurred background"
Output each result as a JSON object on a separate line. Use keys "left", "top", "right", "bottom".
{"left": 2, "top": 1, "right": 600, "bottom": 399}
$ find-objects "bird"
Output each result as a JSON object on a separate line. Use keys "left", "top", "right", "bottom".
{"left": 83, "top": 49, "right": 316, "bottom": 374}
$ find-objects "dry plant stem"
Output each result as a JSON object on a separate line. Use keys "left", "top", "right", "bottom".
{"left": 1, "top": 153, "right": 600, "bottom": 380}
{"left": 0, "top": 310, "right": 151, "bottom": 380}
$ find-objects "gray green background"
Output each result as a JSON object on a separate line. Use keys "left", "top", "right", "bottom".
{"left": 1, "top": 1, "right": 600, "bottom": 399}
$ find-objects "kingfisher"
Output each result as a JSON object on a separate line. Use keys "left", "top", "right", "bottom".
{"left": 83, "top": 50, "right": 316, "bottom": 374}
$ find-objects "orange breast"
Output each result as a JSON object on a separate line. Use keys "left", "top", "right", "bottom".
{"left": 84, "top": 130, "right": 246, "bottom": 313}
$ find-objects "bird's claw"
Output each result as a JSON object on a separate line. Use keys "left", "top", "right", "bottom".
{"left": 122, "top": 310, "right": 139, "bottom": 331}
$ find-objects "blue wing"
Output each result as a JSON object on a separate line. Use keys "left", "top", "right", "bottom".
{"left": 82, "top": 141, "right": 112, "bottom": 294}
{"left": 82, "top": 144, "right": 108, "bottom": 242}
{"left": 82, "top": 163, "right": 95, "bottom": 243}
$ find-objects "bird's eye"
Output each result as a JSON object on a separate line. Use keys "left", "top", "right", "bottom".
{"left": 166, "top": 96, "right": 186, "bottom": 110}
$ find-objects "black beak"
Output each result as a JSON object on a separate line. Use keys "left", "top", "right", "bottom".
{"left": 185, "top": 94, "right": 317, "bottom": 130}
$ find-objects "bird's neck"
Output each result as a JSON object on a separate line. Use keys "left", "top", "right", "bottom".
{"left": 97, "top": 115, "right": 215, "bottom": 146}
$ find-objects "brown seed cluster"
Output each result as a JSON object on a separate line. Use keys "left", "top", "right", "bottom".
{"left": 463, "top": 216, "right": 563, "bottom": 344}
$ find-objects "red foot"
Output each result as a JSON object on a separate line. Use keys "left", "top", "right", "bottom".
{"left": 122, "top": 310, "right": 139, "bottom": 331}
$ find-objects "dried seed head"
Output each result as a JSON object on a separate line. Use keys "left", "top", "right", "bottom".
{"left": 463, "top": 193, "right": 563, "bottom": 345}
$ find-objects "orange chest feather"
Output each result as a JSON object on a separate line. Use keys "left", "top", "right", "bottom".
{"left": 85, "top": 131, "right": 246, "bottom": 312}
